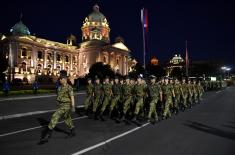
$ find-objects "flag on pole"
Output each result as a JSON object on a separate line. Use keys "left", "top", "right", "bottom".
{"left": 141, "top": 8, "right": 148, "bottom": 32}
{"left": 185, "top": 41, "right": 189, "bottom": 77}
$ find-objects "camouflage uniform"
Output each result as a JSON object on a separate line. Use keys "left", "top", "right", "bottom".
{"left": 192, "top": 83, "right": 198, "bottom": 103}
{"left": 84, "top": 83, "right": 93, "bottom": 111}
{"left": 110, "top": 83, "right": 121, "bottom": 113}
{"left": 48, "top": 84, "right": 74, "bottom": 130}
{"left": 147, "top": 83, "right": 162, "bottom": 120}
{"left": 197, "top": 83, "right": 204, "bottom": 102}
{"left": 133, "top": 83, "right": 145, "bottom": 116}
{"left": 173, "top": 83, "right": 182, "bottom": 111}
{"left": 181, "top": 83, "right": 189, "bottom": 108}
{"left": 188, "top": 83, "right": 193, "bottom": 107}
{"left": 93, "top": 83, "right": 102, "bottom": 113}
{"left": 162, "top": 83, "right": 174, "bottom": 118}
{"left": 122, "top": 83, "right": 133, "bottom": 116}
{"left": 100, "top": 83, "right": 112, "bottom": 114}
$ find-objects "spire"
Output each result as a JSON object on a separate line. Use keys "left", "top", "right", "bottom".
{"left": 93, "top": 4, "right": 100, "bottom": 12}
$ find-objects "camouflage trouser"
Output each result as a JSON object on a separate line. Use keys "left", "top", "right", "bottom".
{"left": 148, "top": 98, "right": 159, "bottom": 120}
{"left": 163, "top": 97, "right": 172, "bottom": 118}
{"left": 188, "top": 95, "right": 193, "bottom": 106}
{"left": 48, "top": 103, "right": 74, "bottom": 130}
{"left": 182, "top": 94, "right": 188, "bottom": 108}
{"left": 93, "top": 95, "right": 101, "bottom": 112}
{"left": 84, "top": 94, "right": 92, "bottom": 110}
{"left": 198, "top": 92, "right": 203, "bottom": 102}
{"left": 174, "top": 95, "right": 180, "bottom": 110}
{"left": 193, "top": 93, "right": 198, "bottom": 103}
{"left": 100, "top": 96, "right": 110, "bottom": 114}
{"left": 134, "top": 97, "right": 144, "bottom": 116}
{"left": 123, "top": 96, "right": 132, "bottom": 114}
{"left": 110, "top": 95, "right": 120, "bottom": 112}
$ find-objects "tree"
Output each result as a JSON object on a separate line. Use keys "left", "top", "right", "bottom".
{"left": 128, "top": 62, "right": 145, "bottom": 78}
{"left": 0, "top": 44, "right": 8, "bottom": 82}
{"left": 146, "top": 63, "right": 165, "bottom": 78}
{"left": 170, "top": 67, "right": 183, "bottom": 79}
{"left": 86, "top": 62, "right": 117, "bottom": 80}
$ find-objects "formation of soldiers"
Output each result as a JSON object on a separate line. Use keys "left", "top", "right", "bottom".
{"left": 83, "top": 75, "right": 208, "bottom": 124}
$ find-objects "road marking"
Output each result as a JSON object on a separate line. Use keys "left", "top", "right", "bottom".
{"left": 0, "top": 116, "right": 88, "bottom": 138}
{"left": 71, "top": 123, "right": 149, "bottom": 155}
{"left": 216, "top": 90, "right": 222, "bottom": 94}
{"left": 0, "top": 92, "right": 86, "bottom": 102}
{"left": 0, "top": 105, "right": 84, "bottom": 120}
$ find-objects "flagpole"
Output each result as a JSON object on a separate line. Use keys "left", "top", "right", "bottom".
{"left": 141, "top": 8, "right": 146, "bottom": 70}
{"left": 185, "top": 40, "right": 189, "bottom": 77}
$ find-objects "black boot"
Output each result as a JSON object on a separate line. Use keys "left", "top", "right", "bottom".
{"left": 68, "top": 128, "right": 76, "bottom": 137}
{"left": 39, "top": 127, "right": 53, "bottom": 144}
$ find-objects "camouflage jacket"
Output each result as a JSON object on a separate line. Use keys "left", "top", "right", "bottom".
{"left": 57, "top": 84, "right": 74, "bottom": 103}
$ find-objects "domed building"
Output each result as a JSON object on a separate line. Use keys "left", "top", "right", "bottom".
{"left": 0, "top": 4, "right": 133, "bottom": 83}
{"left": 77, "top": 4, "right": 131, "bottom": 76}
{"left": 166, "top": 54, "right": 184, "bottom": 76}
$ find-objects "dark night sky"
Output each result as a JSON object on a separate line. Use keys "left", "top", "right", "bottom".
{"left": 1, "top": 0, "right": 235, "bottom": 68}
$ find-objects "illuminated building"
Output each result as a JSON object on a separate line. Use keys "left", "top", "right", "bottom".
{"left": 166, "top": 54, "right": 184, "bottom": 76}
{"left": 150, "top": 56, "right": 159, "bottom": 65}
{"left": 0, "top": 4, "right": 133, "bottom": 83}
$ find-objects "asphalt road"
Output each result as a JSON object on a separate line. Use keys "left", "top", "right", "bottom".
{"left": 0, "top": 87, "right": 235, "bottom": 155}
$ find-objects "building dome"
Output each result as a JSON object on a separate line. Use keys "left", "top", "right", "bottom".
{"left": 10, "top": 20, "right": 30, "bottom": 36}
{"left": 81, "top": 4, "right": 110, "bottom": 43}
{"left": 88, "top": 4, "right": 106, "bottom": 22}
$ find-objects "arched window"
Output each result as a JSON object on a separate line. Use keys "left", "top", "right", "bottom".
{"left": 47, "top": 53, "right": 52, "bottom": 61}
{"left": 57, "top": 54, "right": 61, "bottom": 61}
{"left": 103, "top": 56, "right": 106, "bottom": 63}
{"left": 22, "top": 48, "right": 27, "bottom": 57}
{"left": 65, "top": 55, "right": 69, "bottom": 62}
{"left": 38, "top": 51, "right": 43, "bottom": 59}
{"left": 22, "top": 62, "right": 26, "bottom": 71}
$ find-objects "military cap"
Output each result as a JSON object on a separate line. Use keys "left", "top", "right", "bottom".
{"left": 87, "top": 77, "right": 92, "bottom": 81}
{"left": 105, "top": 76, "right": 109, "bottom": 79}
{"left": 59, "top": 70, "right": 68, "bottom": 79}
{"left": 125, "top": 76, "right": 130, "bottom": 80}
{"left": 137, "top": 75, "right": 142, "bottom": 79}
{"left": 164, "top": 76, "right": 169, "bottom": 80}
{"left": 95, "top": 75, "right": 99, "bottom": 80}
{"left": 149, "top": 75, "right": 156, "bottom": 79}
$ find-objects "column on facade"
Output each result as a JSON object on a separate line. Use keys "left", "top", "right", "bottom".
{"left": 70, "top": 53, "right": 73, "bottom": 73}
{"left": 53, "top": 51, "right": 57, "bottom": 70}
{"left": 44, "top": 50, "right": 47, "bottom": 70}
{"left": 62, "top": 54, "right": 65, "bottom": 70}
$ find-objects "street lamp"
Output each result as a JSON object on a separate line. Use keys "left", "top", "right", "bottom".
{"left": 221, "top": 66, "right": 232, "bottom": 79}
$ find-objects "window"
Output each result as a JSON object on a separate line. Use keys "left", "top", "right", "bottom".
{"left": 38, "top": 51, "right": 43, "bottom": 59}
{"left": 22, "top": 48, "right": 27, "bottom": 57}
{"left": 47, "top": 53, "right": 52, "bottom": 61}
{"left": 57, "top": 54, "right": 61, "bottom": 61}
{"left": 65, "top": 55, "right": 69, "bottom": 62}
{"left": 22, "top": 62, "right": 26, "bottom": 71}
{"left": 103, "top": 56, "right": 106, "bottom": 63}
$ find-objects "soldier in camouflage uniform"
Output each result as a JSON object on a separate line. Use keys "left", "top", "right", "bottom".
{"left": 187, "top": 79, "right": 193, "bottom": 108}
{"left": 181, "top": 78, "right": 188, "bottom": 110}
{"left": 109, "top": 76, "right": 121, "bottom": 118}
{"left": 192, "top": 79, "right": 199, "bottom": 104}
{"left": 147, "top": 75, "right": 162, "bottom": 123}
{"left": 84, "top": 78, "right": 93, "bottom": 115}
{"left": 197, "top": 81, "right": 204, "bottom": 103}
{"left": 99, "top": 76, "right": 112, "bottom": 120}
{"left": 173, "top": 78, "right": 183, "bottom": 114}
{"left": 132, "top": 75, "right": 145, "bottom": 121}
{"left": 40, "top": 71, "right": 75, "bottom": 144}
{"left": 162, "top": 77, "right": 175, "bottom": 119}
{"left": 121, "top": 76, "right": 133, "bottom": 121}
{"left": 92, "top": 77, "right": 103, "bottom": 119}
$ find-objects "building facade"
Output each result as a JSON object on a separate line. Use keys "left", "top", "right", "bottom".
{"left": 166, "top": 54, "right": 184, "bottom": 76}
{"left": 0, "top": 4, "right": 134, "bottom": 83}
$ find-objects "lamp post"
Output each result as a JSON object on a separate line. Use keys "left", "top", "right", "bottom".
{"left": 221, "top": 66, "right": 231, "bottom": 79}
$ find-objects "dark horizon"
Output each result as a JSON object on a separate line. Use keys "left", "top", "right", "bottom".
{"left": 1, "top": 0, "right": 234, "bottom": 70}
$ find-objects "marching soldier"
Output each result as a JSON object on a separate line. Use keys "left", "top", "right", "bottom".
{"left": 173, "top": 78, "right": 183, "bottom": 114}
{"left": 132, "top": 75, "right": 145, "bottom": 121}
{"left": 147, "top": 75, "right": 162, "bottom": 123}
{"left": 109, "top": 76, "right": 121, "bottom": 118}
{"left": 84, "top": 78, "right": 94, "bottom": 115}
{"left": 187, "top": 79, "right": 193, "bottom": 109}
{"left": 162, "top": 77, "right": 175, "bottom": 119}
{"left": 99, "top": 76, "right": 112, "bottom": 120}
{"left": 92, "top": 76, "right": 103, "bottom": 119}
{"left": 121, "top": 76, "right": 132, "bottom": 121}
{"left": 192, "top": 79, "right": 199, "bottom": 104}
{"left": 197, "top": 81, "right": 204, "bottom": 103}
{"left": 39, "top": 70, "right": 76, "bottom": 144}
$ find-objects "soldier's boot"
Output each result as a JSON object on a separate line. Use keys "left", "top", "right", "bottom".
{"left": 99, "top": 113, "right": 106, "bottom": 121}
{"left": 68, "top": 128, "right": 76, "bottom": 137}
{"left": 132, "top": 115, "right": 137, "bottom": 122}
{"left": 39, "top": 127, "right": 53, "bottom": 144}
{"left": 93, "top": 111, "right": 99, "bottom": 120}
{"left": 109, "top": 110, "right": 113, "bottom": 118}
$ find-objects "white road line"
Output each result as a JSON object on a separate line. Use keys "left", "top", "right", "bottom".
{"left": 0, "top": 116, "right": 88, "bottom": 138}
{"left": 216, "top": 90, "right": 222, "bottom": 94}
{"left": 71, "top": 123, "right": 149, "bottom": 155}
{"left": 0, "top": 105, "right": 84, "bottom": 120}
{"left": 0, "top": 92, "right": 86, "bottom": 102}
